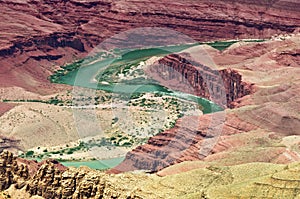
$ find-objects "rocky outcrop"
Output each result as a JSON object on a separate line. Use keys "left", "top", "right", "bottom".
{"left": 0, "top": 151, "right": 29, "bottom": 191}
{"left": 153, "top": 54, "right": 254, "bottom": 108}
{"left": 0, "top": 151, "right": 150, "bottom": 199}
{"left": 207, "top": 163, "right": 300, "bottom": 198}
{"left": 250, "top": 167, "right": 300, "bottom": 198}
{"left": 3, "top": 152, "right": 300, "bottom": 199}
{"left": 0, "top": 34, "right": 84, "bottom": 58}
{"left": 16, "top": 158, "right": 67, "bottom": 177}
{"left": 0, "top": 151, "right": 105, "bottom": 198}
{"left": 273, "top": 49, "right": 300, "bottom": 67}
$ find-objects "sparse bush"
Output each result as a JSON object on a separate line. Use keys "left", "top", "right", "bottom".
{"left": 122, "top": 142, "right": 132, "bottom": 147}
{"left": 26, "top": 151, "right": 34, "bottom": 157}
{"left": 66, "top": 150, "right": 73, "bottom": 155}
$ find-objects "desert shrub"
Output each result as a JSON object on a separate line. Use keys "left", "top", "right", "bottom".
{"left": 122, "top": 142, "right": 132, "bottom": 147}
{"left": 66, "top": 150, "right": 73, "bottom": 154}
{"left": 26, "top": 151, "right": 34, "bottom": 157}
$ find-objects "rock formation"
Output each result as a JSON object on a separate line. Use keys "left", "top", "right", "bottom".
{"left": 0, "top": 103, "right": 15, "bottom": 117}
{"left": 206, "top": 163, "right": 300, "bottom": 198}
{"left": 0, "top": 151, "right": 153, "bottom": 198}
{"left": 0, "top": 151, "right": 29, "bottom": 191}
{"left": 16, "top": 158, "right": 67, "bottom": 177}
{"left": 0, "top": 151, "right": 107, "bottom": 198}
{"left": 0, "top": 1, "right": 300, "bottom": 198}
{"left": 150, "top": 54, "right": 253, "bottom": 108}
{"left": 0, "top": 136, "right": 22, "bottom": 154}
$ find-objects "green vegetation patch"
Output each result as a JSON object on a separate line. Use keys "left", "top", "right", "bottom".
{"left": 50, "top": 59, "right": 85, "bottom": 84}
{"left": 204, "top": 39, "right": 266, "bottom": 51}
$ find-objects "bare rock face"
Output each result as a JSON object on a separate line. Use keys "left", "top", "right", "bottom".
{"left": 153, "top": 54, "right": 254, "bottom": 108}
{"left": 3, "top": 151, "right": 300, "bottom": 198}
{"left": 26, "top": 162, "right": 62, "bottom": 198}
{"left": 0, "top": 151, "right": 102, "bottom": 198}
{"left": 16, "top": 158, "right": 67, "bottom": 178}
{"left": 0, "top": 136, "right": 22, "bottom": 154}
{"left": 109, "top": 51, "right": 255, "bottom": 174}
{"left": 26, "top": 165, "right": 130, "bottom": 199}
{"left": 0, "top": 103, "right": 15, "bottom": 117}
{"left": 206, "top": 163, "right": 300, "bottom": 198}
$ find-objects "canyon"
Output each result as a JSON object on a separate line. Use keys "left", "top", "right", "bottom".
{"left": 0, "top": 0, "right": 300, "bottom": 94}
{"left": 0, "top": 0, "right": 300, "bottom": 198}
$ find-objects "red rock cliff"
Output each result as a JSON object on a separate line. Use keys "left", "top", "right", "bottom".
{"left": 148, "top": 54, "right": 253, "bottom": 108}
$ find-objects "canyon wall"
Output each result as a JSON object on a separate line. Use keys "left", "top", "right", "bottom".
{"left": 0, "top": 136, "right": 21, "bottom": 154}
{"left": 0, "top": 0, "right": 300, "bottom": 93}
{"left": 153, "top": 54, "right": 253, "bottom": 108}
{"left": 112, "top": 34, "right": 300, "bottom": 174}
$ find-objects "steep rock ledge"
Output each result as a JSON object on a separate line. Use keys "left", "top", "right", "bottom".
{"left": 0, "top": 33, "right": 85, "bottom": 58}
{"left": 2, "top": 151, "right": 300, "bottom": 199}
{"left": 150, "top": 54, "right": 254, "bottom": 108}
{"left": 109, "top": 52, "right": 257, "bottom": 173}
{"left": 0, "top": 136, "right": 21, "bottom": 154}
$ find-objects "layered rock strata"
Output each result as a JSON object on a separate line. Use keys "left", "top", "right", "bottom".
{"left": 111, "top": 113, "right": 257, "bottom": 173}
{"left": 0, "top": 0, "right": 300, "bottom": 93}
{"left": 152, "top": 54, "right": 253, "bottom": 108}
{"left": 0, "top": 136, "right": 21, "bottom": 154}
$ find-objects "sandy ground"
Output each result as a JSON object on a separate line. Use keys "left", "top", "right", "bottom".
{"left": 0, "top": 102, "right": 79, "bottom": 149}
{"left": 0, "top": 90, "right": 197, "bottom": 161}
{"left": 49, "top": 146, "right": 128, "bottom": 160}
